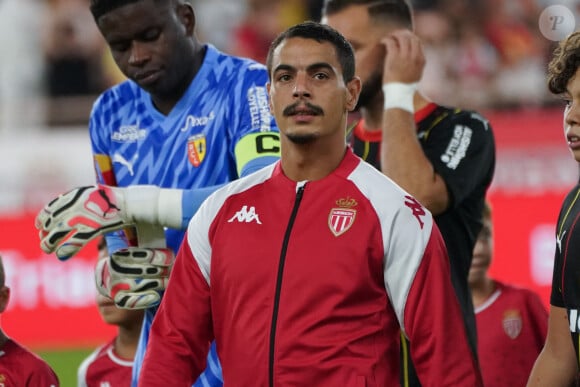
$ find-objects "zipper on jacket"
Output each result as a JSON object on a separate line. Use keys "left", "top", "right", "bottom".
{"left": 268, "top": 183, "right": 306, "bottom": 387}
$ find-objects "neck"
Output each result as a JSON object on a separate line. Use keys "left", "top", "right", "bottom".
{"left": 114, "top": 324, "right": 142, "bottom": 360}
{"left": 152, "top": 43, "right": 206, "bottom": 115}
{"left": 470, "top": 277, "right": 496, "bottom": 308}
{"left": 281, "top": 136, "right": 347, "bottom": 182}
{"left": 360, "top": 91, "right": 430, "bottom": 130}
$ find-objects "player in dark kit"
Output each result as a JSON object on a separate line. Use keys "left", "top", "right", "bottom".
{"left": 528, "top": 31, "right": 580, "bottom": 386}
{"left": 321, "top": 1, "right": 495, "bottom": 385}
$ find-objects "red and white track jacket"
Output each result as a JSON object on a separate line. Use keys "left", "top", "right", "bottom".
{"left": 140, "top": 148, "right": 482, "bottom": 386}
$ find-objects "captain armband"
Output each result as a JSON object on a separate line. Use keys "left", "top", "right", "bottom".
{"left": 235, "top": 132, "right": 281, "bottom": 176}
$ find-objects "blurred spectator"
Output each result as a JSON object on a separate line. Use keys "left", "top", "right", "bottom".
{"left": 0, "top": 0, "right": 47, "bottom": 133}
{"left": 43, "top": 0, "right": 108, "bottom": 126}
{"left": 482, "top": 0, "right": 550, "bottom": 108}
{"left": 229, "top": 0, "right": 306, "bottom": 64}
{"left": 450, "top": 21, "right": 499, "bottom": 109}
{"left": 414, "top": 0, "right": 555, "bottom": 110}
{"left": 414, "top": 8, "right": 458, "bottom": 105}
{"left": 192, "top": 0, "right": 247, "bottom": 51}
{"left": 228, "top": 0, "right": 286, "bottom": 64}
{"left": 0, "top": 0, "right": 567, "bottom": 132}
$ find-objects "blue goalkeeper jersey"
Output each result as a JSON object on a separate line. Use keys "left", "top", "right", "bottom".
{"left": 89, "top": 44, "right": 280, "bottom": 386}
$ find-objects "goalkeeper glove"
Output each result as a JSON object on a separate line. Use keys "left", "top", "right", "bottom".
{"left": 36, "top": 184, "right": 183, "bottom": 260}
{"left": 95, "top": 247, "right": 174, "bottom": 309}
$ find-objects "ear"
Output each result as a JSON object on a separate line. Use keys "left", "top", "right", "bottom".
{"left": 0, "top": 287, "right": 10, "bottom": 313}
{"left": 345, "top": 76, "right": 362, "bottom": 112}
{"left": 178, "top": 2, "right": 196, "bottom": 36}
{"left": 267, "top": 82, "right": 273, "bottom": 111}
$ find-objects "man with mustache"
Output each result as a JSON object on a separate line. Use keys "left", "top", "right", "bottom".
{"left": 137, "top": 20, "right": 482, "bottom": 386}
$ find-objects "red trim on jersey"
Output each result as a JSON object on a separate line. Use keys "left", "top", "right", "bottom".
{"left": 354, "top": 102, "right": 438, "bottom": 140}
{"left": 414, "top": 102, "right": 438, "bottom": 123}
{"left": 353, "top": 121, "right": 382, "bottom": 142}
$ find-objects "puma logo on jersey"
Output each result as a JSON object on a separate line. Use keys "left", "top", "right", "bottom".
{"left": 113, "top": 153, "right": 138, "bottom": 176}
{"left": 556, "top": 230, "right": 567, "bottom": 254}
{"left": 228, "top": 205, "right": 262, "bottom": 224}
{"left": 470, "top": 112, "right": 490, "bottom": 130}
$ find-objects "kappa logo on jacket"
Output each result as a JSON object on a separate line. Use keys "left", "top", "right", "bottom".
{"left": 228, "top": 205, "right": 262, "bottom": 224}
{"left": 404, "top": 195, "right": 426, "bottom": 229}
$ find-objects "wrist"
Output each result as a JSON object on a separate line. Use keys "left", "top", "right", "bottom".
{"left": 118, "top": 186, "right": 183, "bottom": 229}
{"left": 382, "top": 82, "right": 418, "bottom": 113}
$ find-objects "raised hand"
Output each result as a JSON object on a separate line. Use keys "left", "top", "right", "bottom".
{"left": 95, "top": 247, "right": 174, "bottom": 309}
{"left": 381, "top": 29, "right": 425, "bottom": 85}
{"left": 36, "top": 185, "right": 128, "bottom": 260}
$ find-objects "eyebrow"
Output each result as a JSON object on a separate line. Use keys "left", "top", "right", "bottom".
{"left": 273, "top": 62, "right": 336, "bottom": 75}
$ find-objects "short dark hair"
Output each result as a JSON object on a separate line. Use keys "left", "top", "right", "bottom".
{"left": 266, "top": 21, "right": 356, "bottom": 83}
{"left": 90, "top": 0, "right": 141, "bottom": 21}
{"left": 322, "top": 0, "right": 413, "bottom": 29}
{"left": 547, "top": 32, "right": 580, "bottom": 95}
{"left": 90, "top": 0, "right": 187, "bottom": 22}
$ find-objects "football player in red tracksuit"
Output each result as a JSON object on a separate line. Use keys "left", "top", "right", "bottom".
{"left": 0, "top": 256, "right": 59, "bottom": 386}
{"left": 139, "top": 21, "right": 482, "bottom": 386}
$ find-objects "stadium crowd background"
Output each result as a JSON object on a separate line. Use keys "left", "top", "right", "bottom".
{"left": 0, "top": 0, "right": 579, "bottom": 356}
{"left": 0, "top": 0, "right": 578, "bottom": 134}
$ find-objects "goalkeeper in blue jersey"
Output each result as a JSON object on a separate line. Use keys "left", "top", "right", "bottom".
{"left": 36, "top": 0, "right": 281, "bottom": 386}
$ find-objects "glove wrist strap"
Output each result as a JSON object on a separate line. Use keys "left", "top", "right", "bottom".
{"left": 121, "top": 186, "right": 183, "bottom": 229}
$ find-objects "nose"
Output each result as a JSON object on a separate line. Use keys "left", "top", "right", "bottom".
{"left": 293, "top": 73, "right": 311, "bottom": 99}
{"left": 128, "top": 41, "right": 150, "bottom": 67}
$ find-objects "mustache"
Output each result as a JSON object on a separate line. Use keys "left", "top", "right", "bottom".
{"left": 283, "top": 102, "right": 324, "bottom": 116}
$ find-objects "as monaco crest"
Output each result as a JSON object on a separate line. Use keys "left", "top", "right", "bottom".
{"left": 187, "top": 134, "right": 206, "bottom": 167}
{"left": 502, "top": 310, "right": 522, "bottom": 339}
{"left": 328, "top": 197, "right": 357, "bottom": 237}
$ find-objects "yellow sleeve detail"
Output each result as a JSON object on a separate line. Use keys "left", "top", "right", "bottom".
{"left": 234, "top": 132, "right": 281, "bottom": 176}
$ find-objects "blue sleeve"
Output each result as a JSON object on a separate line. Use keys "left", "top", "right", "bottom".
{"left": 240, "top": 156, "right": 279, "bottom": 177}
{"left": 228, "top": 62, "right": 280, "bottom": 176}
{"left": 180, "top": 185, "right": 226, "bottom": 228}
